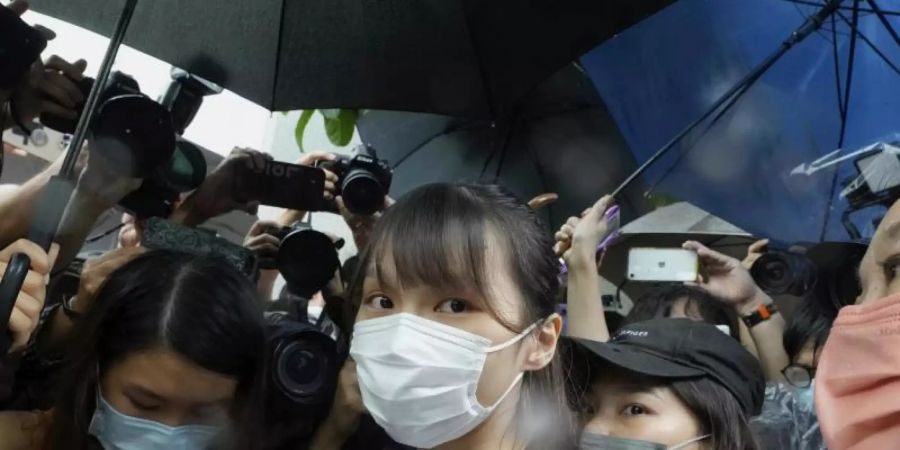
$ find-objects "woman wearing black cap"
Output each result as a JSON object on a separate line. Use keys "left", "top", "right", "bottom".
{"left": 571, "top": 318, "right": 764, "bottom": 450}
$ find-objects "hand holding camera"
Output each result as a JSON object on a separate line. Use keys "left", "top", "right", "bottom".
{"left": 0, "top": 239, "right": 57, "bottom": 353}
{"left": 11, "top": 55, "right": 87, "bottom": 126}
{"left": 336, "top": 194, "right": 393, "bottom": 250}
{"left": 72, "top": 143, "right": 143, "bottom": 211}
{"left": 683, "top": 240, "right": 769, "bottom": 315}
{"left": 315, "top": 144, "right": 393, "bottom": 216}
{"left": 73, "top": 247, "right": 145, "bottom": 315}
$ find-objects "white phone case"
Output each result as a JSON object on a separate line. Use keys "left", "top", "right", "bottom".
{"left": 627, "top": 248, "right": 699, "bottom": 282}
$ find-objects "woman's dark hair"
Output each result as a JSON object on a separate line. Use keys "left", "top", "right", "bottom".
{"left": 669, "top": 377, "right": 759, "bottom": 450}
{"left": 579, "top": 366, "right": 758, "bottom": 450}
{"left": 625, "top": 284, "right": 740, "bottom": 340}
{"left": 46, "top": 250, "right": 267, "bottom": 450}
{"left": 349, "top": 183, "right": 576, "bottom": 449}
{"left": 783, "top": 298, "right": 835, "bottom": 364}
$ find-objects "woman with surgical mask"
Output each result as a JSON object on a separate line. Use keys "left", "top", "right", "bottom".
{"left": 815, "top": 199, "right": 900, "bottom": 449}
{"left": 347, "top": 183, "right": 574, "bottom": 450}
{"left": 572, "top": 319, "right": 765, "bottom": 450}
{"left": 0, "top": 251, "right": 267, "bottom": 450}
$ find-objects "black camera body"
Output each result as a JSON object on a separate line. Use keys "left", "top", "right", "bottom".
{"left": 264, "top": 296, "right": 346, "bottom": 441}
{"left": 41, "top": 70, "right": 217, "bottom": 218}
{"left": 317, "top": 144, "right": 392, "bottom": 215}
{"left": 751, "top": 242, "right": 865, "bottom": 306}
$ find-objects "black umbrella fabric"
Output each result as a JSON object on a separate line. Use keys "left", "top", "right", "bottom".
{"left": 31, "top": 0, "right": 674, "bottom": 117}
{"left": 357, "top": 65, "right": 651, "bottom": 229}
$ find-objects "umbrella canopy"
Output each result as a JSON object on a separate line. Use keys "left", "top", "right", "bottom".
{"left": 31, "top": 0, "right": 674, "bottom": 117}
{"left": 580, "top": 0, "right": 900, "bottom": 244}
{"left": 356, "top": 64, "right": 651, "bottom": 229}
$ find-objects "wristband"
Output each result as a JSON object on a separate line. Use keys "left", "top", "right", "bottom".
{"left": 742, "top": 302, "right": 779, "bottom": 328}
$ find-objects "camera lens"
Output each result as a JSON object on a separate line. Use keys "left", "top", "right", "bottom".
{"left": 161, "top": 139, "right": 207, "bottom": 193}
{"left": 91, "top": 95, "right": 176, "bottom": 178}
{"left": 750, "top": 252, "right": 817, "bottom": 297}
{"left": 342, "top": 169, "right": 385, "bottom": 215}
{"left": 277, "top": 228, "right": 340, "bottom": 298}
{"left": 276, "top": 340, "right": 328, "bottom": 401}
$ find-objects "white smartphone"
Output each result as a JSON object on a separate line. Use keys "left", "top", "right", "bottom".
{"left": 627, "top": 248, "right": 699, "bottom": 282}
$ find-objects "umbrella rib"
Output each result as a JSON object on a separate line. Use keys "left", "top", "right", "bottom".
{"left": 836, "top": 10, "right": 900, "bottom": 76}
{"left": 270, "top": 0, "right": 288, "bottom": 109}
{"left": 821, "top": 0, "right": 860, "bottom": 242}
{"left": 780, "top": 0, "right": 900, "bottom": 15}
{"left": 838, "top": 0, "right": 860, "bottom": 149}
{"left": 866, "top": 0, "right": 900, "bottom": 48}
{"left": 831, "top": 13, "right": 845, "bottom": 118}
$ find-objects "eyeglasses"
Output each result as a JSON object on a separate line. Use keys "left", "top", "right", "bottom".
{"left": 782, "top": 363, "right": 816, "bottom": 388}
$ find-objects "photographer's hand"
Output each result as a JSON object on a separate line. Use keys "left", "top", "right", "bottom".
{"left": 53, "top": 145, "right": 142, "bottom": 269}
{"left": 0, "top": 239, "right": 58, "bottom": 354}
{"left": 75, "top": 247, "right": 145, "bottom": 312}
{"left": 337, "top": 195, "right": 394, "bottom": 250}
{"left": 310, "top": 359, "right": 365, "bottom": 450}
{"left": 684, "top": 240, "right": 788, "bottom": 381}
{"left": 172, "top": 147, "right": 272, "bottom": 226}
{"left": 244, "top": 220, "right": 281, "bottom": 301}
{"left": 741, "top": 239, "right": 769, "bottom": 270}
{"left": 11, "top": 55, "right": 86, "bottom": 126}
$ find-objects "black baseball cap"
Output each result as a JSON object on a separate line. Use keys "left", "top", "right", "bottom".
{"left": 572, "top": 318, "right": 765, "bottom": 416}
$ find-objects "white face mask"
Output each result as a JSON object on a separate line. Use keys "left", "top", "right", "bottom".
{"left": 349, "top": 312, "right": 538, "bottom": 449}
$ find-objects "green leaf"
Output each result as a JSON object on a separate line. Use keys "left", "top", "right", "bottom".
{"left": 323, "top": 109, "right": 358, "bottom": 147}
{"left": 319, "top": 109, "right": 342, "bottom": 120}
{"left": 294, "top": 110, "right": 315, "bottom": 152}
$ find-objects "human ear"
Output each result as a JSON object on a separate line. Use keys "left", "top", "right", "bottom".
{"left": 523, "top": 313, "right": 562, "bottom": 371}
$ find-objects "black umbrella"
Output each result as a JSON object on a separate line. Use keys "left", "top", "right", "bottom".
{"left": 357, "top": 64, "right": 651, "bottom": 229}
{"left": 31, "top": 0, "right": 674, "bottom": 117}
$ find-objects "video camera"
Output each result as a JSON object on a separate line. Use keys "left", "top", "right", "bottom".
{"left": 317, "top": 144, "right": 393, "bottom": 215}
{"left": 41, "top": 69, "right": 222, "bottom": 218}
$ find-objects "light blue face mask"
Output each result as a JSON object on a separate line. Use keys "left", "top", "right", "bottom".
{"left": 580, "top": 432, "right": 711, "bottom": 450}
{"left": 89, "top": 393, "right": 220, "bottom": 450}
{"left": 793, "top": 378, "right": 815, "bottom": 411}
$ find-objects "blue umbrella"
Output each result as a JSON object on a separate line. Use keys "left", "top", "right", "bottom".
{"left": 580, "top": 0, "right": 900, "bottom": 244}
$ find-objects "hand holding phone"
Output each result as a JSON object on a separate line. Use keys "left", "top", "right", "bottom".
{"left": 627, "top": 247, "right": 699, "bottom": 282}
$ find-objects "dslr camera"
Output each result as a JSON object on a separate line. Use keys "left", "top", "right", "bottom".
{"left": 264, "top": 295, "right": 347, "bottom": 447}
{"left": 317, "top": 144, "right": 393, "bottom": 215}
{"left": 262, "top": 221, "right": 346, "bottom": 446}
{"left": 41, "top": 69, "right": 221, "bottom": 218}
{"left": 751, "top": 242, "right": 865, "bottom": 306}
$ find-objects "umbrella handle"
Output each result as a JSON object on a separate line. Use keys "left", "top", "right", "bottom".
{"left": 0, "top": 253, "right": 30, "bottom": 353}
